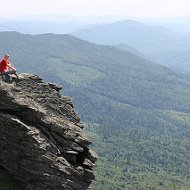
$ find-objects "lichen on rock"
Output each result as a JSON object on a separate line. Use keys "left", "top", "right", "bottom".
{"left": 0, "top": 73, "right": 98, "bottom": 190}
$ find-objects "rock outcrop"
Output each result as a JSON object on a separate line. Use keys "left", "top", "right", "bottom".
{"left": 0, "top": 74, "right": 98, "bottom": 190}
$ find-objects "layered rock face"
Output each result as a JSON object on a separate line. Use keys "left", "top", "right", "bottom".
{"left": 0, "top": 74, "right": 97, "bottom": 190}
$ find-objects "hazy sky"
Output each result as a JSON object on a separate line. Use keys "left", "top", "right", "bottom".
{"left": 1, "top": 0, "right": 190, "bottom": 18}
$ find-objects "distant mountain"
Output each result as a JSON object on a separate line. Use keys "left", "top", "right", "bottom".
{"left": 162, "top": 23, "right": 190, "bottom": 34}
{"left": 113, "top": 43, "right": 149, "bottom": 60}
{"left": 2, "top": 14, "right": 138, "bottom": 24}
{"left": 72, "top": 20, "right": 190, "bottom": 74}
{"left": 72, "top": 20, "right": 185, "bottom": 49}
{"left": 0, "top": 20, "right": 96, "bottom": 34}
{"left": 1, "top": 32, "right": 190, "bottom": 189}
{"left": 151, "top": 15, "right": 190, "bottom": 24}
{"left": 148, "top": 50, "right": 190, "bottom": 74}
{"left": 184, "top": 32, "right": 190, "bottom": 39}
{"left": 149, "top": 15, "right": 190, "bottom": 34}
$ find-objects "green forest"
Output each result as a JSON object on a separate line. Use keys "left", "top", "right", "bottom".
{"left": 0, "top": 32, "right": 190, "bottom": 189}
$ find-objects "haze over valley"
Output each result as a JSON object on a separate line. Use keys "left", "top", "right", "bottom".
{"left": 1, "top": 15, "right": 190, "bottom": 75}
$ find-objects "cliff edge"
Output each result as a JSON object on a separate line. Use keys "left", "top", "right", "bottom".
{"left": 0, "top": 73, "right": 98, "bottom": 190}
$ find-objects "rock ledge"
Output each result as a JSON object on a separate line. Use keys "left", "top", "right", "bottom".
{"left": 0, "top": 73, "right": 98, "bottom": 190}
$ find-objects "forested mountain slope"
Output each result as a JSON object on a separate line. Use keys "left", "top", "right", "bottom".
{"left": 0, "top": 32, "right": 190, "bottom": 189}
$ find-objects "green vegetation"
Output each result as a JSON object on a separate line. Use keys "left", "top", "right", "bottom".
{"left": 0, "top": 32, "right": 190, "bottom": 189}
{"left": 46, "top": 57, "right": 103, "bottom": 86}
{"left": 86, "top": 121, "right": 190, "bottom": 190}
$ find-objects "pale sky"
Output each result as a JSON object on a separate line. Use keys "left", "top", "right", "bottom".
{"left": 1, "top": 0, "right": 190, "bottom": 18}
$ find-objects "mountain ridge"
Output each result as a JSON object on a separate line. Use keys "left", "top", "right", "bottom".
{"left": 71, "top": 19, "right": 190, "bottom": 75}
{"left": 0, "top": 32, "right": 190, "bottom": 189}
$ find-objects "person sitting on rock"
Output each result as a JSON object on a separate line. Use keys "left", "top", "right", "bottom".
{"left": 0, "top": 54, "right": 19, "bottom": 79}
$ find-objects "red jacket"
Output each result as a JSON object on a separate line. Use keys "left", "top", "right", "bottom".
{"left": 0, "top": 58, "right": 9, "bottom": 72}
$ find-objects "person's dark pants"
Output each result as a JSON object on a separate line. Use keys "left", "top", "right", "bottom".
{"left": 0, "top": 71, "right": 14, "bottom": 81}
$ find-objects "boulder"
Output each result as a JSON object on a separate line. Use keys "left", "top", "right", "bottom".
{"left": 0, "top": 73, "right": 97, "bottom": 190}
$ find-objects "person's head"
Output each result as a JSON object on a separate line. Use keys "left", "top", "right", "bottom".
{"left": 4, "top": 54, "right": 10, "bottom": 60}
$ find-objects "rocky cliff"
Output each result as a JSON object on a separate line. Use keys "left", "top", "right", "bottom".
{"left": 0, "top": 73, "right": 98, "bottom": 190}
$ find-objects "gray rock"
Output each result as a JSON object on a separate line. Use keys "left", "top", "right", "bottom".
{"left": 47, "top": 82, "right": 62, "bottom": 92}
{"left": 87, "top": 149, "right": 98, "bottom": 163}
{"left": 0, "top": 73, "right": 97, "bottom": 190}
